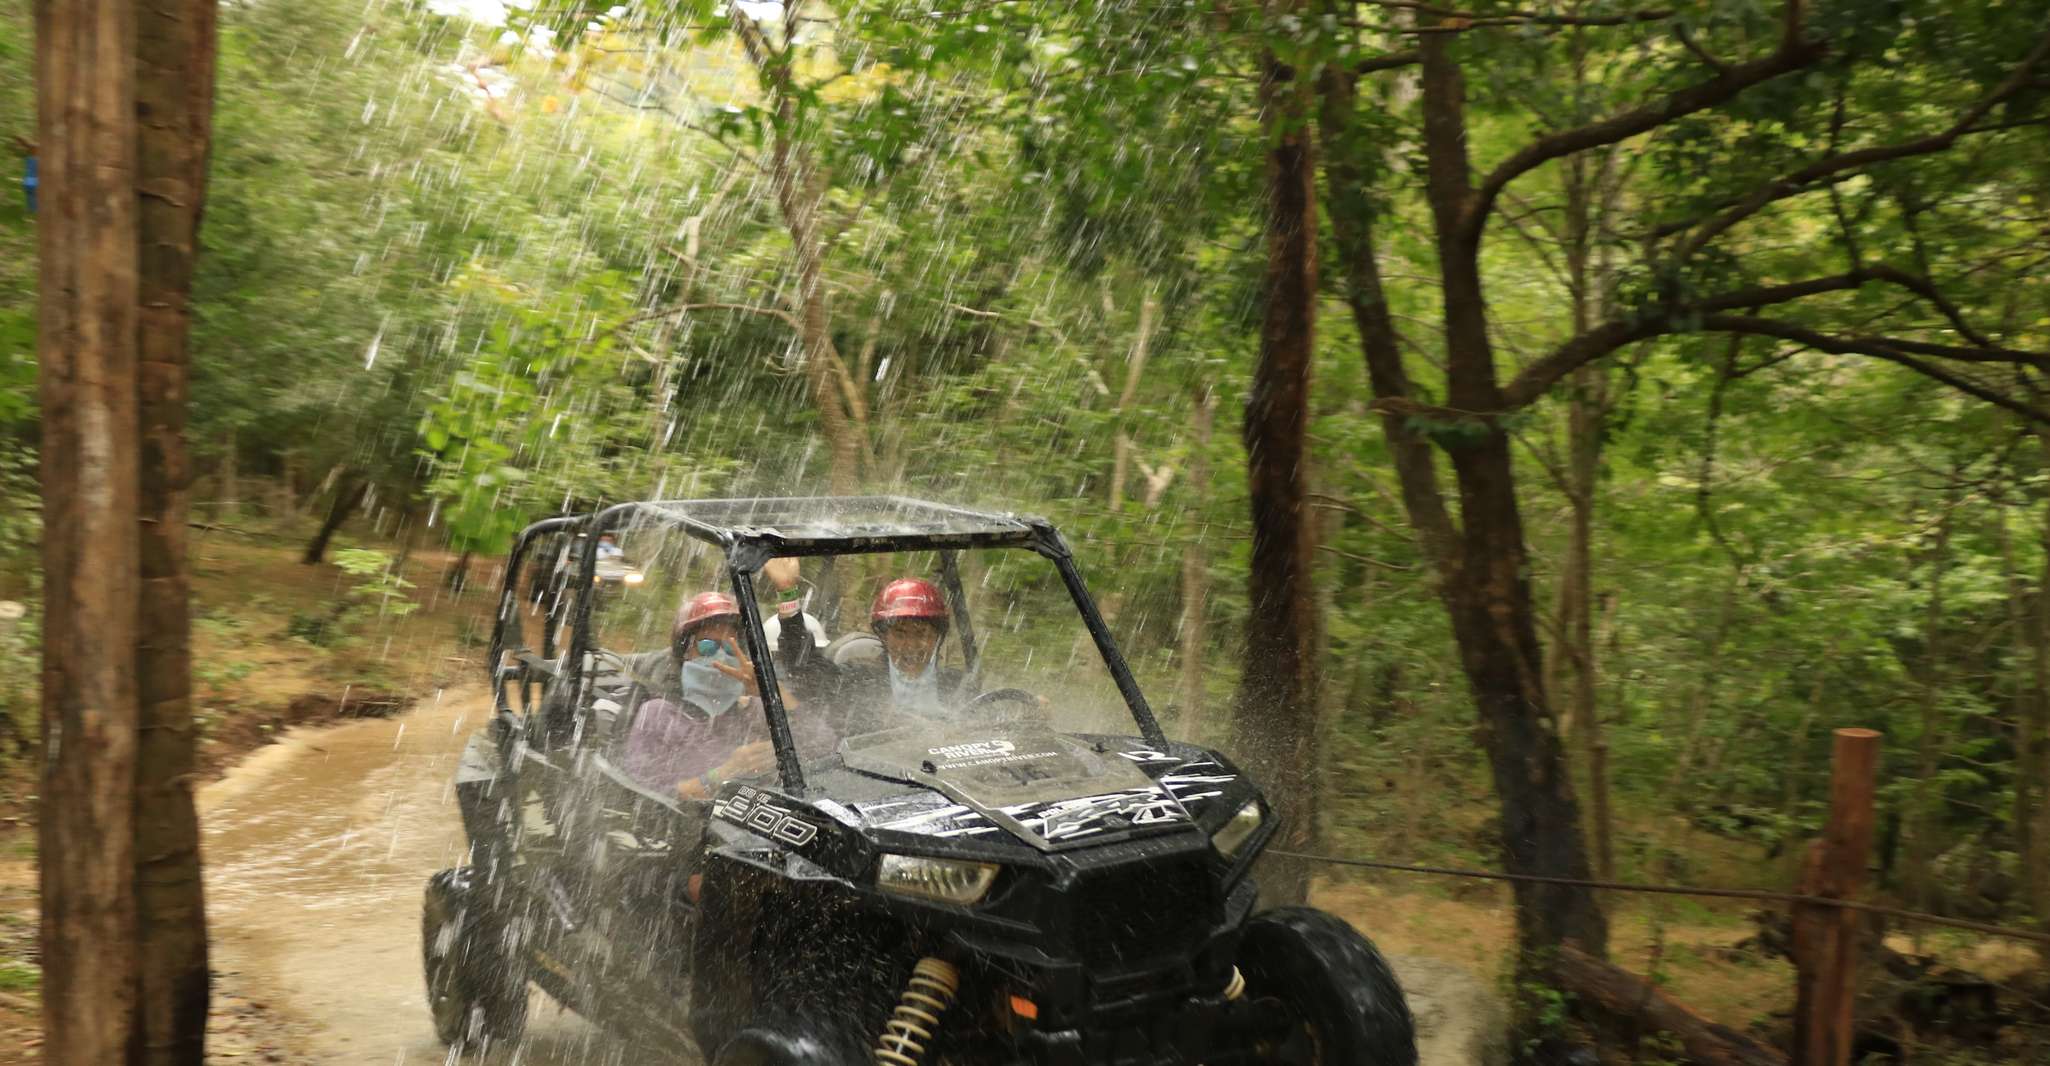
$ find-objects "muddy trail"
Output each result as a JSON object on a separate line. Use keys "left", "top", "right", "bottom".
{"left": 200, "top": 686, "right": 613, "bottom": 1064}
{"left": 201, "top": 685, "right": 1501, "bottom": 1065}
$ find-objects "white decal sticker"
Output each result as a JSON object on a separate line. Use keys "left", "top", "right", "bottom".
{"left": 715, "top": 790, "right": 820, "bottom": 847}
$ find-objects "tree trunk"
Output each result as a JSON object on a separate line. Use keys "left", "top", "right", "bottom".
{"left": 1905, "top": 493, "right": 1955, "bottom": 911}
{"left": 1585, "top": 591, "right": 1617, "bottom": 879}
{"left": 132, "top": 0, "right": 217, "bottom": 1058}
{"left": 276, "top": 452, "right": 301, "bottom": 516}
{"left": 445, "top": 549, "right": 475, "bottom": 594}
{"left": 1321, "top": 40, "right": 1606, "bottom": 962}
{"left": 2033, "top": 433, "right": 2050, "bottom": 937}
{"left": 732, "top": 7, "right": 865, "bottom": 498}
{"left": 1668, "top": 565, "right": 1743, "bottom": 804}
{"left": 212, "top": 428, "right": 236, "bottom": 519}
{"left": 1997, "top": 508, "right": 2034, "bottom": 888}
{"left": 37, "top": 0, "right": 144, "bottom": 1058}
{"left": 1558, "top": 127, "right": 1617, "bottom": 880}
{"left": 1229, "top": 32, "right": 1321, "bottom": 907}
{"left": 1109, "top": 295, "right": 1158, "bottom": 511}
{"left": 1557, "top": 364, "right": 1610, "bottom": 873}
{"left": 1783, "top": 636, "right": 1844, "bottom": 830}
{"left": 1417, "top": 32, "right": 1608, "bottom": 961}
{"left": 1555, "top": 947, "right": 1786, "bottom": 1066}
{"left": 1178, "top": 385, "right": 1217, "bottom": 735}
{"left": 302, "top": 475, "right": 366, "bottom": 565}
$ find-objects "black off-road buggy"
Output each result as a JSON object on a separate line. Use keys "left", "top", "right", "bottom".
{"left": 425, "top": 497, "right": 1415, "bottom": 1065}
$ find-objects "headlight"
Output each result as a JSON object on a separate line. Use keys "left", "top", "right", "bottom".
{"left": 622, "top": 571, "right": 644, "bottom": 585}
{"left": 876, "top": 854, "right": 999, "bottom": 905}
{"left": 1210, "top": 800, "right": 1263, "bottom": 860}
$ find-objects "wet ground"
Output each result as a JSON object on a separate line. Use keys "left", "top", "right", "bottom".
{"left": 200, "top": 684, "right": 1500, "bottom": 1065}
{"left": 199, "top": 685, "right": 623, "bottom": 1064}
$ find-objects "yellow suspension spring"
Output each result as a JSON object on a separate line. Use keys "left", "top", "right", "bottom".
{"left": 873, "top": 956, "right": 960, "bottom": 1066}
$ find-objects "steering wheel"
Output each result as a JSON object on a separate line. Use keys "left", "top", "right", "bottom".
{"left": 965, "top": 688, "right": 1042, "bottom": 712}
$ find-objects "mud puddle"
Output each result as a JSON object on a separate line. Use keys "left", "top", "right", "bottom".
{"left": 200, "top": 686, "right": 629, "bottom": 1064}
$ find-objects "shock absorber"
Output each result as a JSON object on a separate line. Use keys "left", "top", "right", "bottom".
{"left": 873, "top": 956, "right": 960, "bottom": 1066}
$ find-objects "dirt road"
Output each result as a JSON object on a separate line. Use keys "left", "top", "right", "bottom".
{"left": 200, "top": 685, "right": 612, "bottom": 1064}
{"left": 201, "top": 685, "right": 1499, "bottom": 1065}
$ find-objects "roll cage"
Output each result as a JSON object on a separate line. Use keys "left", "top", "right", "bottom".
{"left": 499, "top": 497, "right": 1167, "bottom": 798}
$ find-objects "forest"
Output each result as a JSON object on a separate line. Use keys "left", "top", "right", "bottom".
{"left": 5, "top": 0, "right": 2050, "bottom": 1063}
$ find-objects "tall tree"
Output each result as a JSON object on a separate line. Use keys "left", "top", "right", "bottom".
{"left": 1230, "top": 8, "right": 1323, "bottom": 905}
{"left": 727, "top": 2, "right": 868, "bottom": 496}
{"left": 132, "top": 0, "right": 217, "bottom": 1056}
{"left": 37, "top": 0, "right": 145, "bottom": 1056}
{"left": 1319, "top": 0, "right": 2050, "bottom": 979}
{"left": 37, "top": 0, "right": 216, "bottom": 1059}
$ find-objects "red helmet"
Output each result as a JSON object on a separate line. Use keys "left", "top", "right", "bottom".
{"left": 871, "top": 578, "right": 948, "bottom": 635}
{"left": 673, "top": 591, "right": 739, "bottom": 644}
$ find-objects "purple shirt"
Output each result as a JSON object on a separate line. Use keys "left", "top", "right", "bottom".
{"left": 621, "top": 696, "right": 838, "bottom": 793}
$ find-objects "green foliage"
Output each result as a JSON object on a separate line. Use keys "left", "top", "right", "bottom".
{"left": 0, "top": 958, "right": 38, "bottom": 993}
{"left": 334, "top": 548, "right": 419, "bottom": 621}
{"left": 286, "top": 610, "right": 340, "bottom": 647}
{"left": 416, "top": 269, "right": 644, "bottom": 553}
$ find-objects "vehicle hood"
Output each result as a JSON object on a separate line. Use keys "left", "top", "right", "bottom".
{"left": 839, "top": 726, "right": 1214, "bottom": 852}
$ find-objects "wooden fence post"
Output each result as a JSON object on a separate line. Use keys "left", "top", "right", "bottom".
{"left": 1791, "top": 727, "right": 1881, "bottom": 1066}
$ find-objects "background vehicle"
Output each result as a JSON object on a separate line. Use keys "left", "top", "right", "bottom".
{"left": 428, "top": 497, "right": 1416, "bottom": 1064}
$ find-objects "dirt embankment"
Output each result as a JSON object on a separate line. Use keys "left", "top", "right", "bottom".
{"left": 196, "top": 690, "right": 413, "bottom": 777}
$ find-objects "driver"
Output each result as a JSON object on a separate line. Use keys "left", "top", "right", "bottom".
{"left": 763, "top": 560, "right": 962, "bottom": 723}
{"left": 620, "top": 590, "right": 824, "bottom": 801}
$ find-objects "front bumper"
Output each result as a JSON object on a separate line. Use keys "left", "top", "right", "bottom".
{"left": 1008, "top": 991, "right": 1303, "bottom": 1066}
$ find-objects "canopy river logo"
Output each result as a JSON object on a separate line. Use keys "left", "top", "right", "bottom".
{"left": 927, "top": 739, "right": 1016, "bottom": 761}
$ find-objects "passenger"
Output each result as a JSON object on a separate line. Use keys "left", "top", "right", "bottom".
{"left": 594, "top": 532, "right": 624, "bottom": 560}
{"left": 869, "top": 577, "right": 958, "bottom": 716}
{"left": 762, "top": 559, "right": 962, "bottom": 724}
{"left": 621, "top": 591, "right": 818, "bottom": 801}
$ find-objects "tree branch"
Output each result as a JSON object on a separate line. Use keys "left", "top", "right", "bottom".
{"left": 1356, "top": 50, "right": 1421, "bottom": 74}
{"left": 1672, "top": 23, "right": 1731, "bottom": 75}
{"left": 1698, "top": 314, "right": 2049, "bottom": 366}
{"left": 1857, "top": 352, "right": 2050, "bottom": 426}
{"left": 1692, "top": 315, "right": 2050, "bottom": 423}
{"left": 1858, "top": 264, "right": 1995, "bottom": 350}
{"left": 619, "top": 301, "right": 799, "bottom": 332}
{"left": 1397, "top": 14, "right": 1671, "bottom": 33}
{"left": 1359, "top": 3, "right": 1676, "bottom": 28}
{"left": 1468, "top": 19, "right": 1824, "bottom": 240}
{"left": 1673, "top": 26, "right": 2050, "bottom": 262}
{"left": 1317, "top": 543, "right": 1415, "bottom": 571}
{"left": 1501, "top": 268, "right": 2035, "bottom": 406}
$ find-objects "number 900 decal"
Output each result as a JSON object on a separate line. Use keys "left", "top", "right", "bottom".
{"left": 714, "top": 785, "right": 820, "bottom": 847}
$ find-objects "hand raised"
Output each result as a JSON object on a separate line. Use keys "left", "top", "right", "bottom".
{"left": 710, "top": 638, "right": 763, "bottom": 697}
{"left": 763, "top": 557, "right": 801, "bottom": 592}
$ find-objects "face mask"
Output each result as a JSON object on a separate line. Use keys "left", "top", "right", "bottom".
{"left": 681, "top": 647, "right": 746, "bottom": 719}
{"left": 888, "top": 649, "right": 943, "bottom": 715}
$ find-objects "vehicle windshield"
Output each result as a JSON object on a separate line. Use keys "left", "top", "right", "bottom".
{"left": 574, "top": 518, "right": 1143, "bottom": 785}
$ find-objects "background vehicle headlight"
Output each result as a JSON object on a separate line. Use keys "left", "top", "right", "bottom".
{"left": 622, "top": 571, "right": 644, "bottom": 585}
{"left": 876, "top": 854, "right": 999, "bottom": 905}
{"left": 1210, "top": 800, "right": 1263, "bottom": 860}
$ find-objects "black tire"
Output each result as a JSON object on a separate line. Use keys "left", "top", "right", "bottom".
{"left": 712, "top": 1022, "right": 861, "bottom": 1066}
{"left": 1237, "top": 905, "right": 1417, "bottom": 1066}
{"left": 422, "top": 867, "right": 529, "bottom": 1052}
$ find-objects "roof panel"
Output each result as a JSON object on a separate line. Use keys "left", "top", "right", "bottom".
{"left": 640, "top": 496, "right": 1038, "bottom": 545}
